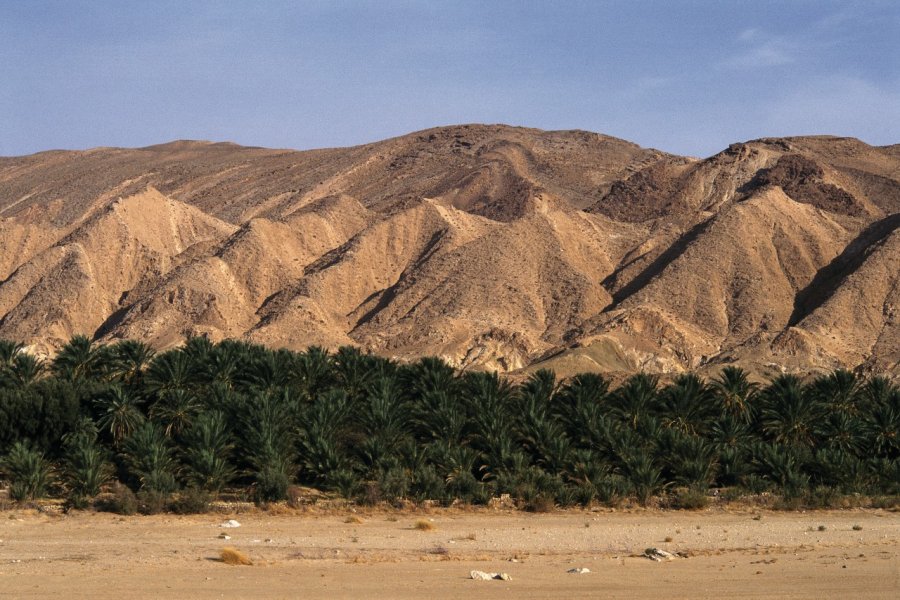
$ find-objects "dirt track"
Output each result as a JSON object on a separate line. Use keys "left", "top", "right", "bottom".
{"left": 1, "top": 508, "right": 897, "bottom": 599}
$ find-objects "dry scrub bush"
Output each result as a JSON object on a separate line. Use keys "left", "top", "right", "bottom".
{"left": 220, "top": 547, "right": 252, "bottom": 565}
{"left": 414, "top": 519, "right": 435, "bottom": 531}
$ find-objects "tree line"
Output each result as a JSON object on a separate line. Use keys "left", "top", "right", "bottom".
{"left": 0, "top": 336, "right": 897, "bottom": 511}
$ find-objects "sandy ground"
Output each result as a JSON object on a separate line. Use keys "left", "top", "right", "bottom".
{"left": 0, "top": 507, "right": 897, "bottom": 599}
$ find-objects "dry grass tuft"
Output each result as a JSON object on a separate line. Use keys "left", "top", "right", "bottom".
{"left": 414, "top": 519, "right": 435, "bottom": 531}
{"left": 344, "top": 516, "right": 364, "bottom": 524}
{"left": 220, "top": 547, "right": 253, "bottom": 566}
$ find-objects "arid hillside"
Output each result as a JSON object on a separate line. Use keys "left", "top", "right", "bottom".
{"left": 0, "top": 125, "right": 897, "bottom": 376}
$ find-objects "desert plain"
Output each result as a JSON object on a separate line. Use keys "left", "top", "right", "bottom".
{"left": 1, "top": 507, "right": 897, "bottom": 599}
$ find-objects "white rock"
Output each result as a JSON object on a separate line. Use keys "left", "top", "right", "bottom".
{"left": 644, "top": 548, "right": 675, "bottom": 561}
{"left": 220, "top": 520, "right": 241, "bottom": 528}
{"left": 470, "top": 570, "right": 512, "bottom": 581}
{"left": 567, "top": 567, "right": 591, "bottom": 574}
{"left": 218, "top": 533, "right": 231, "bottom": 540}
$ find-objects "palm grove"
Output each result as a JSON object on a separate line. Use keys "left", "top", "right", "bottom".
{"left": 0, "top": 336, "right": 897, "bottom": 512}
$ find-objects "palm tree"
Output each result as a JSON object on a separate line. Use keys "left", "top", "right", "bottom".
{"left": 752, "top": 442, "right": 809, "bottom": 497}
{"left": 864, "top": 393, "right": 899, "bottom": 459}
{"left": 180, "top": 411, "right": 235, "bottom": 493}
{"left": 711, "top": 366, "right": 757, "bottom": 420}
{"left": 520, "top": 369, "right": 559, "bottom": 405}
{"left": 517, "top": 382, "right": 572, "bottom": 472}
{"left": 554, "top": 373, "right": 613, "bottom": 455}
{"left": 63, "top": 429, "right": 112, "bottom": 499}
{"left": 662, "top": 431, "right": 718, "bottom": 490}
{"left": 297, "top": 389, "right": 354, "bottom": 487}
{"left": 0, "top": 339, "right": 24, "bottom": 366}
{"left": 108, "top": 340, "right": 156, "bottom": 387}
{"left": 237, "top": 349, "right": 293, "bottom": 394}
{"left": 757, "top": 375, "right": 823, "bottom": 447}
{"left": 357, "top": 374, "right": 412, "bottom": 474}
{"left": 819, "top": 411, "right": 864, "bottom": 454}
{"left": 610, "top": 373, "right": 659, "bottom": 430}
{"left": 463, "top": 371, "right": 517, "bottom": 471}
{"left": 811, "top": 369, "right": 862, "bottom": 416}
{"left": 293, "top": 346, "right": 335, "bottom": 403}
{"left": 658, "top": 373, "right": 716, "bottom": 435}
{"left": 7, "top": 353, "right": 44, "bottom": 388}
{"left": 2, "top": 442, "right": 54, "bottom": 502}
{"left": 0, "top": 339, "right": 25, "bottom": 385}
{"left": 51, "top": 335, "right": 108, "bottom": 383}
{"left": 413, "top": 389, "right": 468, "bottom": 445}
{"left": 145, "top": 350, "right": 196, "bottom": 397}
{"left": 95, "top": 385, "right": 145, "bottom": 446}
{"left": 201, "top": 342, "right": 243, "bottom": 389}
{"left": 239, "top": 389, "right": 297, "bottom": 502}
{"left": 150, "top": 389, "right": 202, "bottom": 437}
{"left": 332, "top": 346, "right": 376, "bottom": 404}
{"left": 623, "top": 451, "right": 663, "bottom": 506}
{"left": 404, "top": 356, "right": 458, "bottom": 400}
{"left": 122, "top": 422, "right": 178, "bottom": 493}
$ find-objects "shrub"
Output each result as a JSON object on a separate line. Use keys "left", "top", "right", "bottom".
{"left": 254, "top": 465, "right": 290, "bottom": 504}
{"left": 524, "top": 493, "right": 555, "bottom": 513}
{"left": 329, "top": 468, "right": 361, "bottom": 500}
{"left": 410, "top": 466, "right": 443, "bottom": 503}
{"left": 414, "top": 519, "right": 435, "bottom": 531}
{"left": 169, "top": 486, "right": 211, "bottom": 514}
{"left": 672, "top": 487, "right": 709, "bottom": 510}
{"left": 220, "top": 547, "right": 252, "bottom": 565}
{"left": 97, "top": 482, "right": 139, "bottom": 515}
{"left": 137, "top": 489, "right": 169, "bottom": 514}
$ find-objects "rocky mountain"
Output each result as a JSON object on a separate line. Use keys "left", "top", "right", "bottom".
{"left": 1, "top": 125, "right": 897, "bottom": 377}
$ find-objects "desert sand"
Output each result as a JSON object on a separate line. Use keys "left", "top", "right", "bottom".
{"left": 1, "top": 508, "right": 897, "bottom": 599}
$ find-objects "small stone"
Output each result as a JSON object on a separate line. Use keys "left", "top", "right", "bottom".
{"left": 220, "top": 520, "right": 241, "bottom": 528}
{"left": 218, "top": 533, "right": 231, "bottom": 540}
{"left": 567, "top": 567, "right": 591, "bottom": 574}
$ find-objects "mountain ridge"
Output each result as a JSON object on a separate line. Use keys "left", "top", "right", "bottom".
{"left": 0, "top": 124, "right": 897, "bottom": 377}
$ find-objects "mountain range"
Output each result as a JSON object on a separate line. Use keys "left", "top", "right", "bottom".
{"left": 1, "top": 124, "right": 897, "bottom": 377}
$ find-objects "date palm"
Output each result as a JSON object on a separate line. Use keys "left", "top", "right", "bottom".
{"left": 711, "top": 366, "right": 757, "bottom": 420}
{"left": 811, "top": 369, "right": 862, "bottom": 416}
{"left": 150, "top": 388, "right": 202, "bottom": 437}
{"left": 610, "top": 373, "right": 659, "bottom": 430}
{"left": 95, "top": 385, "right": 145, "bottom": 446}
{"left": 180, "top": 411, "right": 235, "bottom": 493}
{"left": 0, "top": 340, "right": 24, "bottom": 364}
{"left": 294, "top": 346, "right": 335, "bottom": 402}
{"left": 108, "top": 340, "right": 155, "bottom": 388}
{"left": 757, "top": 375, "right": 823, "bottom": 447}
{"left": 7, "top": 353, "right": 44, "bottom": 388}
{"left": 297, "top": 389, "right": 354, "bottom": 485}
{"left": 122, "top": 422, "right": 178, "bottom": 493}
{"left": 64, "top": 430, "right": 112, "bottom": 498}
{"left": 52, "top": 335, "right": 108, "bottom": 383}
{"left": 145, "top": 350, "right": 196, "bottom": 397}
{"left": 658, "top": 373, "right": 716, "bottom": 435}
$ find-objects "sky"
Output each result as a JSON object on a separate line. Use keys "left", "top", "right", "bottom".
{"left": 1, "top": 1, "right": 898, "bottom": 157}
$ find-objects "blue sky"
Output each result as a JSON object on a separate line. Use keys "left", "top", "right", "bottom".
{"left": 1, "top": 1, "right": 898, "bottom": 157}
